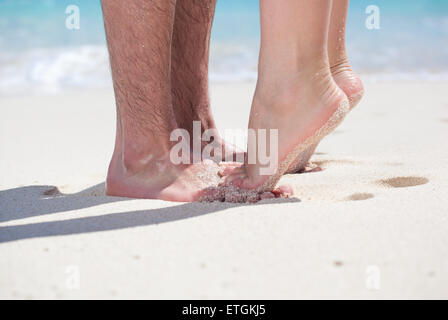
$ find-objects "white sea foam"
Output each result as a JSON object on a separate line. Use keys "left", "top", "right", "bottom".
{"left": 0, "top": 46, "right": 112, "bottom": 95}
{"left": 1, "top": 41, "right": 448, "bottom": 97}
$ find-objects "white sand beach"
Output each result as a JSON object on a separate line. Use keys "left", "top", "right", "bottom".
{"left": 1, "top": 81, "right": 448, "bottom": 299}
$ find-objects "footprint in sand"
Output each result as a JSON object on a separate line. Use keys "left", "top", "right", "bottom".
{"left": 43, "top": 186, "right": 62, "bottom": 196}
{"left": 42, "top": 184, "right": 106, "bottom": 197}
{"left": 313, "top": 159, "right": 360, "bottom": 167}
{"left": 300, "top": 158, "right": 360, "bottom": 174}
{"left": 345, "top": 193, "right": 374, "bottom": 201}
{"left": 378, "top": 176, "right": 429, "bottom": 188}
{"left": 345, "top": 176, "right": 428, "bottom": 202}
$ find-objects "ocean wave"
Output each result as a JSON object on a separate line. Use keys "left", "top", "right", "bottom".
{"left": 1, "top": 43, "right": 448, "bottom": 96}
{"left": 0, "top": 46, "right": 112, "bottom": 95}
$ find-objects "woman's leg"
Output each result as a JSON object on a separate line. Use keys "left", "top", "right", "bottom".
{"left": 328, "top": 0, "right": 364, "bottom": 107}
{"left": 287, "top": 0, "right": 365, "bottom": 174}
{"left": 224, "top": 0, "right": 349, "bottom": 191}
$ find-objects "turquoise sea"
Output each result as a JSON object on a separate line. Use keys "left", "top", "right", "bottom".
{"left": 0, "top": 0, "right": 447, "bottom": 94}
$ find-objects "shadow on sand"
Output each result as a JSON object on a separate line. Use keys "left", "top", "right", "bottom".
{"left": 0, "top": 183, "right": 300, "bottom": 243}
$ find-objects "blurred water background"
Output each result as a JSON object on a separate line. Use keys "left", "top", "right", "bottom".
{"left": 0, "top": 0, "right": 447, "bottom": 95}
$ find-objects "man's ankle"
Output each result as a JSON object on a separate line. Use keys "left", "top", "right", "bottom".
{"left": 118, "top": 139, "right": 172, "bottom": 174}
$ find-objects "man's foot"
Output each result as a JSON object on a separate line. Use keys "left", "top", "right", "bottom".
{"left": 106, "top": 154, "right": 288, "bottom": 203}
{"left": 286, "top": 60, "right": 364, "bottom": 174}
{"left": 223, "top": 67, "right": 349, "bottom": 191}
{"left": 106, "top": 152, "right": 222, "bottom": 202}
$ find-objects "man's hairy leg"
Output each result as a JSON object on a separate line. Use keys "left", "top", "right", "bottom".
{"left": 102, "top": 0, "right": 221, "bottom": 202}
{"left": 171, "top": 0, "right": 243, "bottom": 162}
